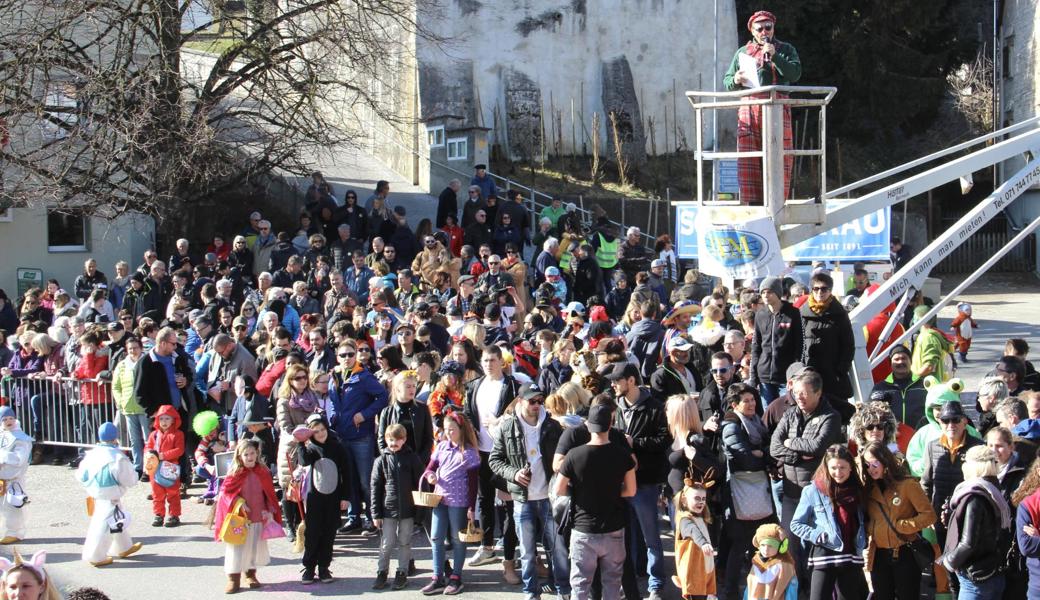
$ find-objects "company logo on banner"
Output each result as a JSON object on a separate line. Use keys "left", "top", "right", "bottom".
{"left": 695, "top": 211, "right": 785, "bottom": 279}
{"left": 675, "top": 202, "right": 890, "bottom": 262}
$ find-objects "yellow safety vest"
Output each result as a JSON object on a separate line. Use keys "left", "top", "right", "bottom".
{"left": 596, "top": 233, "right": 619, "bottom": 269}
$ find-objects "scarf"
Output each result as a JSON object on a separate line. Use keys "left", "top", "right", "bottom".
{"left": 832, "top": 480, "right": 860, "bottom": 549}
{"left": 738, "top": 413, "right": 768, "bottom": 447}
{"left": 288, "top": 389, "right": 320, "bottom": 413}
{"left": 807, "top": 294, "right": 833, "bottom": 315}
{"left": 743, "top": 38, "right": 785, "bottom": 74}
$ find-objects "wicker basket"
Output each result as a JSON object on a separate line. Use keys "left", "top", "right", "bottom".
{"left": 458, "top": 519, "right": 482, "bottom": 543}
{"left": 412, "top": 479, "right": 443, "bottom": 508}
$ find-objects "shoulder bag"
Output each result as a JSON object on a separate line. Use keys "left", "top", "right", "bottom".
{"left": 872, "top": 498, "right": 934, "bottom": 570}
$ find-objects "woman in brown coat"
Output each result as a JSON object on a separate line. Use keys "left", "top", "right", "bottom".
{"left": 860, "top": 441, "right": 936, "bottom": 600}
{"left": 502, "top": 243, "right": 530, "bottom": 311}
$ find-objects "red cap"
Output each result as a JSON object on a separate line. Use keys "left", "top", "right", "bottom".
{"left": 747, "top": 10, "right": 776, "bottom": 31}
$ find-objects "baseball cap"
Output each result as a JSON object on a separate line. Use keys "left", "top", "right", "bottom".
{"left": 564, "top": 301, "right": 586, "bottom": 315}
{"left": 667, "top": 336, "right": 694, "bottom": 352}
{"left": 586, "top": 403, "right": 614, "bottom": 433}
{"left": 605, "top": 362, "right": 640, "bottom": 382}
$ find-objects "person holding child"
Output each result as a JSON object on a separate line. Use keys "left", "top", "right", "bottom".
{"left": 421, "top": 411, "right": 481, "bottom": 595}
{"left": 214, "top": 440, "right": 281, "bottom": 594}
{"left": 372, "top": 423, "right": 424, "bottom": 590}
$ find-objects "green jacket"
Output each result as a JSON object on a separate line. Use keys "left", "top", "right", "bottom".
{"left": 723, "top": 41, "right": 802, "bottom": 91}
{"left": 905, "top": 390, "right": 980, "bottom": 478}
{"left": 911, "top": 328, "right": 953, "bottom": 382}
{"left": 540, "top": 205, "right": 567, "bottom": 229}
{"left": 111, "top": 357, "right": 145, "bottom": 415}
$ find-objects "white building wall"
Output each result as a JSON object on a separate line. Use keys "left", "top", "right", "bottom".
{"left": 1000, "top": 0, "right": 1040, "bottom": 240}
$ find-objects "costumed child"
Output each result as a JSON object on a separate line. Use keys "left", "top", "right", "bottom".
{"left": 214, "top": 439, "right": 281, "bottom": 594}
{"left": 76, "top": 422, "right": 142, "bottom": 566}
{"left": 0, "top": 550, "right": 62, "bottom": 600}
{"left": 143, "top": 404, "right": 185, "bottom": 527}
{"left": 193, "top": 411, "right": 228, "bottom": 505}
{"left": 949, "top": 302, "right": 977, "bottom": 362}
{"left": 371, "top": 423, "right": 423, "bottom": 590}
{"left": 543, "top": 267, "right": 568, "bottom": 304}
{"left": 672, "top": 476, "right": 718, "bottom": 600}
{"left": 296, "top": 414, "right": 351, "bottom": 585}
{"left": 228, "top": 376, "right": 276, "bottom": 470}
{"left": 426, "top": 361, "right": 466, "bottom": 437}
{"left": 745, "top": 524, "right": 797, "bottom": 600}
{"left": 0, "top": 406, "right": 31, "bottom": 545}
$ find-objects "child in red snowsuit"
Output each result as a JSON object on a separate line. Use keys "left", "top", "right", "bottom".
{"left": 144, "top": 404, "right": 185, "bottom": 527}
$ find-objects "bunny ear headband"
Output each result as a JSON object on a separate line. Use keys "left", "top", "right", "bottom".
{"left": 0, "top": 550, "right": 47, "bottom": 584}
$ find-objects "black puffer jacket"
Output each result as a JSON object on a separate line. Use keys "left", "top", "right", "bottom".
{"left": 720, "top": 412, "right": 769, "bottom": 471}
{"left": 921, "top": 434, "right": 984, "bottom": 515}
{"left": 800, "top": 300, "right": 855, "bottom": 399}
{"left": 649, "top": 359, "right": 702, "bottom": 404}
{"left": 942, "top": 478, "right": 1011, "bottom": 582}
{"left": 370, "top": 446, "right": 423, "bottom": 520}
{"left": 768, "top": 396, "right": 841, "bottom": 488}
{"left": 376, "top": 400, "right": 434, "bottom": 466}
{"left": 613, "top": 388, "right": 672, "bottom": 485}
{"left": 749, "top": 302, "right": 803, "bottom": 387}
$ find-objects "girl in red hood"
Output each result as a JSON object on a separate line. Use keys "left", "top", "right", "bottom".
{"left": 144, "top": 405, "right": 184, "bottom": 528}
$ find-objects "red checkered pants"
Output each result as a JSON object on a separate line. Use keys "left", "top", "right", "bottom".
{"left": 736, "top": 93, "right": 793, "bottom": 205}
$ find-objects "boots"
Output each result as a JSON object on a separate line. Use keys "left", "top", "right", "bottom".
{"left": 502, "top": 559, "right": 520, "bottom": 585}
{"left": 243, "top": 569, "right": 261, "bottom": 589}
{"left": 225, "top": 574, "right": 241, "bottom": 594}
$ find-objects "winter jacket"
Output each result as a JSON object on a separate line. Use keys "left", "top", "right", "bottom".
{"left": 720, "top": 411, "right": 769, "bottom": 471}
{"left": 749, "top": 302, "right": 803, "bottom": 387}
{"left": 205, "top": 343, "right": 258, "bottom": 414}
{"left": 649, "top": 358, "right": 702, "bottom": 404}
{"left": 921, "top": 433, "right": 984, "bottom": 516}
{"left": 376, "top": 400, "right": 435, "bottom": 466}
{"left": 275, "top": 392, "right": 315, "bottom": 488}
{"left": 870, "top": 374, "right": 928, "bottom": 428}
{"left": 371, "top": 446, "right": 424, "bottom": 520}
{"left": 1015, "top": 493, "right": 1040, "bottom": 597}
{"left": 111, "top": 356, "right": 145, "bottom": 414}
{"left": 144, "top": 405, "right": 185, "bottom": 463}
{"left": 73, "top": 271, "right": 108, "bottom": 301}
{"left": 330, "top": 366, "right": 388, "bottom": 442}
{"left": 5, "top": 350, "right": 43, "bottom": 377}
{"left": 605, "top": 286, "right": 632, "bottom": 321}
{"left": 267, "top": 241, "right": 296, "bottom": 273}
{"left": 613, "top": 388, "right": 672, "bottom": 485}
{"left": 905, "top": 388, "right": 982, "bottom": 477}
{"left": 768, "top": 397, "right": 841, "bottom": 488}
{"left": 911, "top": 327, "right": 954, "bottom": 382}
{"left": 942, "top": 477, "right": 1011, "bottom": 582}
{"left": 790, "top": 482, "right": 867, "bottom": 554}
{"left": 572, "top": 257, "right": 604, "bottom": 302}
{"left": 488, "top": 412, "right": 562, "bottom": 502}
{"left": 864, "top": 478, "right": 936, "bottom": 569}
{"left": 132, "top": 348, "right": 195, "bottom": 417}
{"left": 411, "top": 242, "right": 461, "bottom": 287}
{"left": 251, "top": 234, "right": 276, "bottom": 277}
{"left": 537, "top": 359, "right": 572, "bottom": 395}
{"left": 800, "top": 300, "right": 855, "bottom": 399}
{"left": 74, "top": 351, "right": 111, "bottom": 405}
{"left": 626, "top": 318, "right": 665, "bottom": 383}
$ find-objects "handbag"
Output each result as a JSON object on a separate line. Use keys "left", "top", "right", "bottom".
{"left": 219, "top": 498, "right": 249, "bottom": 545}
{"left": 261, "top": 518, "right": 285, "bottom": 540}
{"left": 872, "top": 498, "right": 934, "bottom": 570}
{"left": 285, "top": 450, "right": 304, "bottom": 504}
{"left": 4, "top": 482, "right": 27, "bottom": 508}
{"left": 154, "top": 460, "right": 180, "bottom": 488}
{"left": 729, "top": 470, "right": 773, "bottom": 521}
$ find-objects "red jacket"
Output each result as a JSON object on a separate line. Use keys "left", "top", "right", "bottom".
{"left": 144, "top": 405, "right": 185, "bottom": 462}
{"left": 256, "top": 358, "right": 287, "bottom": 398}
{"left": 442, "top": 225, "right": 464, "bottom": 257}
{"left": 74, "top": 351, "right": 111, "bottom": 405}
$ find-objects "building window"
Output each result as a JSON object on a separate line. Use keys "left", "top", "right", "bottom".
{"left": 47, "top": 211, "right": 88, "bottom": 252}
{"left": 446, "top": 137, "right": 468, "bottom": 161}
{"left": 0, "top": 206, "right": 11, "bottom": 223}
{"left": 427, "top": 126, "right": 445, "bottom": 148}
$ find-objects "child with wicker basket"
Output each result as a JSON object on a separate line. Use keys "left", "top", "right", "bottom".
{"left": 421, "top": 411, "right": 481, "bottom": 596}
{"left": 371, "top": 423, "right": 424, "bottom": 590}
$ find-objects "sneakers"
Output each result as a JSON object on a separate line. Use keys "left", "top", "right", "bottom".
{"left": 392, "top": 570, "right": 408, "bottom": 590}
{"left": 285, "top": 526, "right": 297, "bottom": 543}
{"left": 164, "top": 516, "right": 180, "bottom": 528}
{"left": 444, "top": 575, "right": 464, "bottom": 595}
{"left": 408, "top": 559, "right": 418, "bottom": 576}
{"left": 362, "top": 523, "right": 381, "bottom": 537}
{"left": 338, "top": 520, "right": 362, "bottom": 534}
{"left": 373, "top": 571, "right": 389, "bottom": 590}
{"left": 318, "top": 567, "right": 333, "bottom": 583}
{"left": 421, "top": 576, "right": 445, "bottom": 595}
{"left": 300, "top": 567, "right": 316, "bottom": 585}
{"left": 151, "top": 515, "right": 164, "bottom": 527}
{"left": 466, "top": 546, "right": 499, "bottom": 567}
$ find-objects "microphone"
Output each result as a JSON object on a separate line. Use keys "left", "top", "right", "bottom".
{"left": 762, "top": 36, "right": 772, "bottom": 62}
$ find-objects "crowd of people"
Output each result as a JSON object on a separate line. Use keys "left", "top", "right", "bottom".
{"left": 1, "top": 167, "right": 1039, "bottom": 600}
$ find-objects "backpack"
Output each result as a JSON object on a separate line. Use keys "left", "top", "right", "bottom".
{"left": 308, "top": 444, "right": 339, "bottom": 495}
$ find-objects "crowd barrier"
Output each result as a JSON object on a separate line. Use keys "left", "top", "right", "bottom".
{"left": 0, "top": 375, "right": 130, "bottom": 451}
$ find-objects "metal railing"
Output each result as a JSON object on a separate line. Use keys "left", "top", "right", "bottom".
{"left": 369, "top": 126, "right": 660, "bottom": 247}
{"left": 1, "top": 375, "right": 130, "bottom": 451}
{"left": 686, "top": 85, "right": 837, "bottom": 222}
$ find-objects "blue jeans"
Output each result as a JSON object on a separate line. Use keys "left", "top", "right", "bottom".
{"left": 759, "top": 383, "right": 786, "bottom": 410}
{"left": 343, "top": 437, "right": 374, "bottom": 521}
{"left": 431, "top": 504, "right": 469, "bottom": 580}
{"left": 959, "top": 575, "right": 1005, "bottom": 600}
{"left": 627, "top": 484, "right": 665, "bottom": 592}
{"left": 124, "top": 413, "right": 150, "bottom": 474}
{"left": 770, "top": 476, "right": 784, "bottom": 522}
{"left": 513, "top": 498, "right": 570, "bottom": 596}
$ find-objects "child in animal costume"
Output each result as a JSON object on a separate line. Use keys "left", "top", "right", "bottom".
{"left": 143, "top": 404, "right": 185, "bottom": 527}
{"left": 745, "top": 524, "right": 797, "bottom": 600}
{"left": 0, "top": 406, "right": 31, "bottom": 545}
{"left": 672, "top": 478, "right": 717, "bottom": 600}
{"left": 76, "top": 422, "right": 142, "bottom": 566}
{"left": 949, "top": 302, "right": 977, "bottom": 362}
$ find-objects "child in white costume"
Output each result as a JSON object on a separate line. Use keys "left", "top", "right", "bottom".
{"left": 76, "top": 421, "right": 143, "bottom": 566}
{"left": 0, "top": 406, "right": 32, "bottom": 545}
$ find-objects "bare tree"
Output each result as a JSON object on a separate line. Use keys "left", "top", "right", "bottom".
{"left": 0, "top": 0, "right": 436, "bottom": 223}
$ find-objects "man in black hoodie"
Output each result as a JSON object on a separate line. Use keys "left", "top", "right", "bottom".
{"left": 606, "top": 362, "right": 671, "bottom": 600}
{"left": 748, "top": 276, "right": 803, "bottom": 407}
